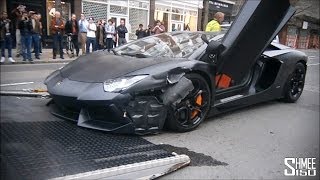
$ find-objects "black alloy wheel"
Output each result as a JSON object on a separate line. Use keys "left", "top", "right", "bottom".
{"left": 166, "top": 73, "right": 211, "bottom": 132}
{"left": 283, "top": 62, "right": 306, "bottom": 103}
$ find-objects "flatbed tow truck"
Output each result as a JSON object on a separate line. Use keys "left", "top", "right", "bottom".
{"left": 0, "top": 90, "right": 190, "bottom": 179}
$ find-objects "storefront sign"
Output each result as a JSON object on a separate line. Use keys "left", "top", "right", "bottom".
{"left": 209, "top": 0, "right": 234, "bottom": 14}
{"left": 302, "top": 21, "right": 308, "bottom": 29}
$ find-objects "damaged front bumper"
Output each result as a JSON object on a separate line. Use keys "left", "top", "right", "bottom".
{"left": 49, "top": 94, "right": 167, "bottom": 135}
{"left": 46, "top": 70, "right": 195, "bottom": 135}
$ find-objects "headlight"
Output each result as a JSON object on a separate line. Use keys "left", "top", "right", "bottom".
{"left": 103, "top": 75, "right": 148, "bottom": 92}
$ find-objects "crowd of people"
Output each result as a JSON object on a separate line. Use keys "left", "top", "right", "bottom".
{"left": 1, "top": 4, "right": 224, "bottom": 63}
{"left": 0, "top": 4, "right": 168, "bottom": 63}
{"left": 0, "top": 5, "right": 43, "bottom": 63}
{"left": 61, "top": 14, "right": 166, "bottom": 55}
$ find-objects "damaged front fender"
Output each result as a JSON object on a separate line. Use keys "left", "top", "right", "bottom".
{"left": 160, "top": 76, "right": 194, "bottom": 106}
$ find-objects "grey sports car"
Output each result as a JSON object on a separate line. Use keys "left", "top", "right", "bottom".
{"left": 45, "top": 0, "right": 307, "bottom": 134}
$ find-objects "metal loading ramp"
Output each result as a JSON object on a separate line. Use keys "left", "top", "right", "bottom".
{"left": 0, "top": 96, "right": 190, "bottom": 180}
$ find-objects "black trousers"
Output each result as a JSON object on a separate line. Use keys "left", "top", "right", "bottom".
{"left": 53, "top": 33, "right": 63, "bottom": 57}
{"left": 106, "top": 38, "right": 113, "bottom": 52}
{"left": 71, "top": 35, "right": 79, "bottom": 55}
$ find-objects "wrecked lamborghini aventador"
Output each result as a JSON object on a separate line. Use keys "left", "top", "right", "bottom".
{"left": 45, "top": 0, "right": 308, "bottom": 134}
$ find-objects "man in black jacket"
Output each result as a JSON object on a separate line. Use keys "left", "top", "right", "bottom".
{"left": 19, "top": 11, "right": 33, "bottom": 62}
{"left": 65, "top": 14, "right": 79, "bottom": 57}
{"left": 0, "top": 11, "right": 15, "bottom": 63}
{"left": 135, "top": 24, "right": 146, "bottom": 39}
{"left": 116, "top": 19, "right": 128, "bottom": 46}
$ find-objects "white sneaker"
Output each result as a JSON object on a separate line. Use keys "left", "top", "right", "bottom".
{"left": 0, "top": 57, "right": 5, "bottom": 63}
{"left": 8, "top": 57, "right": 15, "bottom": 63}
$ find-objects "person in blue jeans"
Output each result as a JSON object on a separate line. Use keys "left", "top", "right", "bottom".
{"left": 0, "top": 11, "right": 15, "bottom": 63}
{"left": 86, "top": 17, "right": 97, "bottom": 54}
{"left": 105, "top": 19, "right": 115, "bottom": 52}
{"left": 30, "top": 12, "right": 41, "bottom": 59}
{"left": 116, "top": 19, "right": 128, "bottom": 46}
{"left": 19, "top": 12, "right": 33, "bottom": 62}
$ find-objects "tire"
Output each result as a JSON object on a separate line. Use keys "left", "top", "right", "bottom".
{"left": 282, "top": 62, "right": 306, "bottom": 103}
{"left": 165, "top": 73, "right": 211, "bottom": 132}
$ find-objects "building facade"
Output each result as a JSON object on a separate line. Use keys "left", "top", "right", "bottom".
{"left": 153, "top": 0, "right": 200, "bottom": 32}
{"left": 82, "top": 0, "right": 150, "bottom": 40}
{"left": 4, "top": 0, "right": 202, "bottom": 42}
{"left": 278, "top": 0, "right": 320, "bottom": 49}
{"left": 5, "top": 0, "right": 81, "bottom": 47}
{"left": 4, "top": 0, "right": 319, "bottom": 49}
{"left": 81, "top": 0, "right": 202, "bottom": 39}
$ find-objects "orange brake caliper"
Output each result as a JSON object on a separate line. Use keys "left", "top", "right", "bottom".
{"left": 191, "top": 93, "right": 203, "bottom": 119}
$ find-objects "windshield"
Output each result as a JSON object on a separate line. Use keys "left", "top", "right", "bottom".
{"left": 113, "top": 31, "right": 226, "bottom": 58}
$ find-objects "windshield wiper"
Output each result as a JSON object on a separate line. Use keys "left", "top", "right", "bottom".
{"left": 120, "top": 52, "right": 150, "bottom": 58}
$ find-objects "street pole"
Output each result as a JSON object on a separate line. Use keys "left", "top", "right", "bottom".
{"left": 202, "top": 0, "right": 209, "bottom": 31}
{"left": 149, "top": 0, "right": 155, "bottom": 26}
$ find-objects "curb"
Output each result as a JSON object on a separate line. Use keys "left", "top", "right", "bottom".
{"left": 0, "top": 91, "right": 50, "bottom": 98}
{"left": 1, "top": 60, "right": 74, "bottom": 65}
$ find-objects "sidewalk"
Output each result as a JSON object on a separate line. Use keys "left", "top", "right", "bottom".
{"left": 0, "top": 48, "right": 78, "bottom": 65}
{"left": 1, "top": 47, "right": 318, "bottom": 65}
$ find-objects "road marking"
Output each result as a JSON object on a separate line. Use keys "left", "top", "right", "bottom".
{"left": 307, "top": 63, "right": 320, "bottom": 66}
{"left": 0, "top": 82, "right": 34, "bottom": 87}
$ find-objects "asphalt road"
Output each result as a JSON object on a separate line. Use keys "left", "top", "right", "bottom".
{"left": 0, "top": 49, "right": 319, "bottom": 179}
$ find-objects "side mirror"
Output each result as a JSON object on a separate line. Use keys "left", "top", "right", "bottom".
{"left": 206, "top": 40, "right": 225, "bottom": 56}
{"left": 203, "top": 40, "right": 225, "bottom": 64}
{"left": 201, "top": 34, "right": 209, "bottom": 44}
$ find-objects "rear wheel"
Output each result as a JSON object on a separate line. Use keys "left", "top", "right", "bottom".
{"left": 165, "top": 73, "right": 211, "bottom": 132}
{"left": 282, "top": 62, "right": 306, "bottom": 103}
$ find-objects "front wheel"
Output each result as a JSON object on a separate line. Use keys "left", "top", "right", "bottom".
{"left": 282, "top": 62, "right": 306, "bottom": 103}
{"left": 165, "top": 73, "right": 211, "bottom": 132}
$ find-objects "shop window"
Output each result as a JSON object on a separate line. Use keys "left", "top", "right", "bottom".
{"left": 110, "top": 5, "right": 128, "bottom": 15}
{"left": 171, "top": 7, "right": 183, "bottom": 14}
{"left": 82, "top": 1, "right": 108, "bottom": 22}
{"left": 298, "top": 29, "right": 309, "bottom": 49}
{"left": 129, "top": 8, "right": 148, "bottom": 40}
{"left": 171, "top": 13, "right": 182, "bottom": 21}
{"left": 154, "top": 11, "right": 169, "bottom": 30}
{"left": 110, "top": 0, "right": 128, "bottom": 7}
{"left": 46, "top": 0, "right": 71, "bottom": 35}
{"left": 184, "top": 15, "right": 197, "bottom": 31}
{"left": 129, "top": 0, "right": 149, "bottom": 9}
{"left": 286, "top": 26, "right": 298, "bottom": 48}
{"left": 288, "top": 26, "right": 297, "bottom": 35}
{"left": 155, "top": 4, "right": 171, "bottom": 12}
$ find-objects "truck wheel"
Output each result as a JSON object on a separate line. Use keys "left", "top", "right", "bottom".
{"left": 282, "top": 62, "right": 306, "bottom": 103}
{"left": 165, "top": 73, "right": 211, "bottom": 132}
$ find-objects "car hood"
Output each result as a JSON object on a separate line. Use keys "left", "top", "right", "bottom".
{"left": 60, "top": 51, "right": 171, "bottom": 83}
